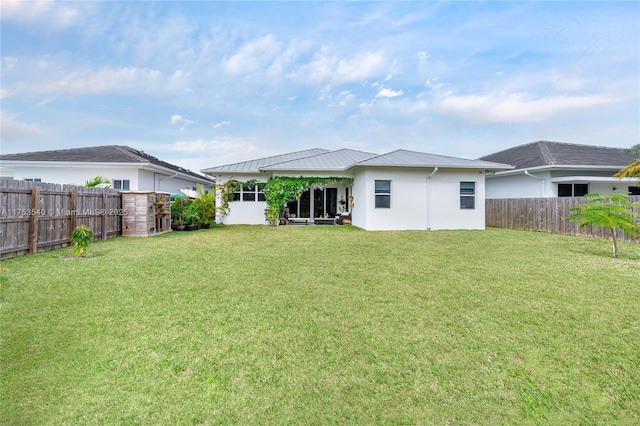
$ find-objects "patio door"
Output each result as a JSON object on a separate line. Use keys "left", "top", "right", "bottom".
{"left": 287, "top": 190, "right": 311, "bottom": 218}
{"left": 287, "top": 187, "right": 337, "bottom": 218}
{"left": 313, "top": 188, "right": 337, "bottom": 218}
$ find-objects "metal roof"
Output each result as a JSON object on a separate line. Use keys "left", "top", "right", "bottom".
{"left": 479, "top": 141, "right": 638, "bottom": 170}
{"left": 200, "top": 148, "right": 330, "bottom": 174}
{"left": 259, "top": 148, "right": 377, "bottom": 171}
{"left": 351, "top": 149, "right": 513, "bottom": 170}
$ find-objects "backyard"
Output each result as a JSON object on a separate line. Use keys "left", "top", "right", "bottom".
{"left": 1, "top": 226, "right": 639, "bottom": 424}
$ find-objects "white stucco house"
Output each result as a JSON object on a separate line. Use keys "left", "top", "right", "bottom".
{"left": 201, "top": 148, "right": 512, "bottom": 231}
{"left": 479, "top": 141, "right": 639, "bottom": 199}
{"left": 0, "top": 145, "right": 214, "bottom": 193}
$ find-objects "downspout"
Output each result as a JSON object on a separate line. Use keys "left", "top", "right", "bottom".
{"left": 157, "top": 172, "right": 179, "bottom": 192}
{"left": 426, "top": 167, "right": 439, "bottom": 230}
{"left": 523, "top": 170, "right": 546, "bottom": 197}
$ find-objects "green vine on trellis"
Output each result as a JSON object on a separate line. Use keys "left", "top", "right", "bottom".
{"left": 216, "top": 176, "right": 353, "bottom": 225}
{"left": 263, "top": 176, "right": 353, "bottom": 225}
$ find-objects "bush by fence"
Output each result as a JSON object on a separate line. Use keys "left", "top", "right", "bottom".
{"left": 485, "top": 195, "right": 640, "bottom": 243}
{"left": 1, "top": 179, "right": 122, "bottom": 259}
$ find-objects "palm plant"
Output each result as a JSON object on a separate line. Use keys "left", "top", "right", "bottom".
{"left": 85, "top": 176, "right": 111, "bottom": 188}
{"left": 567, "top": 192, "right": 640, "bottom": 258}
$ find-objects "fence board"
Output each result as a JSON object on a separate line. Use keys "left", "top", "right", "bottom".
{"left": 486, "top": 195, "right": 640, "bottom": 243}
{"left": 0, "top": 179, "right": 123, "bottom": 259}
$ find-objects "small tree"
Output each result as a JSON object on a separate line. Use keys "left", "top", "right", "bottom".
{"left": 70, "top": 224, "right": 94, "bottom": 257}
{"left": 567, "top": 192, "right": 640, "bottom": 258}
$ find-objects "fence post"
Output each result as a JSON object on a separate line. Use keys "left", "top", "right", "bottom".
{"left": 29, "top": 186, "right": 40, "bottom": 254}
{"left": 70, "top": 188, "right": 77, "bottom": 231}
{"left": 102, "top": 191, "right": 108, "bottom": 240}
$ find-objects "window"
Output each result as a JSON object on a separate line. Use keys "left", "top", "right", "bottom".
{"left": 375, "top": 180, "right": 391, "bottom": 208}
{"left": 460, "top": 182, "right": 476, "bottom": 209}
{"left": 234, "top": 182, "right": 266, "bottom": 202}
{"left": 24, "top": 178, "right": 42, "bottom": 182}
{"left": 628, "top": 186, "right": 640, "bottom": 196}
{"left": 242, "top": 183, "right": 256, "bottom": 201}
{"left": 558, "top": 183, "right": 588, "bottom": 197}
{"left": 113, "top": 179, "right": 130, "bottom": 190}
{"left": 257, "top": 183, "right": 266, "bottom": 201}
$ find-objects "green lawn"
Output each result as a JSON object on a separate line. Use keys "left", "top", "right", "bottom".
{"left": 1, "top": 226, "right": 639, "bottom": 425}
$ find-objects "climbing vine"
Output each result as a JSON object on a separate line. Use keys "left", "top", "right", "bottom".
{"left": 215, "top": 176, "right": 352, "bottom": 225}
{"left": 263, "top": 176, "right": 353, "bottom": 225}
{"left": 215, "top": 179, "right": 244, "bottom": 222}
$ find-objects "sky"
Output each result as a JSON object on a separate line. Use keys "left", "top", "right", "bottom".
{"left": 1, "top": 1, "right": 639, "bottom": 175}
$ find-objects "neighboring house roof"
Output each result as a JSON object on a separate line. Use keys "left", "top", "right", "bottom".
{"left": 201, "top": 148, "right": 330, "bottom": 174}
{"left": 260, "top": 148, "right": 377, "bottom": 171}
{"left": 479, "top": 141, "right": 638, "bottom": 170}
{"left": 202, "top": 147, "right": 512, "bottom": 175}
{"left": 352, "top": 149, "right": 512, "bottom": 170}
{"left": 0, "top": 145, "right": 213, "bottom": 183}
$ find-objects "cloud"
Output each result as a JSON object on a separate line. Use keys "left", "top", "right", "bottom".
{"left": 169, "top": 115, "right": 184, "bottom": 125}
{"left": 300, "top": 48, "right": 388, "bottom": 84}
{"left": 23, "top": 66, "right": 164, "bottom": 96}
{"left": 213, "top": 121, "right": 231, "bottom": 129}
{"left": 169, "top": 138, "right": 273, "bottom": 168}
{"left": 0, "top": 113, "right": 42, "bottom": 141}
{"left": 1, "top": 0, "right": 80, "bottom": 29}
{"left": 435, "top": 92, "right": 620, "bottom": 123}
{"left": 376, "top": 88, "right": 404, "bottom": 98}
{"left": 223, "top": 34, "right": 282, "bottom": 76}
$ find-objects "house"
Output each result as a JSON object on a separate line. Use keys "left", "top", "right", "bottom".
{"left": 479, "top": 141, "right": 639, "bottom": 199}
{"left": 200, "top": 148, "right": 512, "bottom": 231}
{"left": 0, "top": 145, "right": 214, "bottom": 193}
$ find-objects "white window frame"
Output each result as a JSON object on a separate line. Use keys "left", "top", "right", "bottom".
{"left": 460, "top": 181, "right": 476, "bottom": 210}
{"left": 113, "top": 179, "right": 130, "bottom": 190}
{"left": 374, "top": 180, "right": 391, "bottom": 208}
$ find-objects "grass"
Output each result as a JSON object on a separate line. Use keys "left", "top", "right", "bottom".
{"left": 1, "top": 226, "right": 639, "bottom": 425}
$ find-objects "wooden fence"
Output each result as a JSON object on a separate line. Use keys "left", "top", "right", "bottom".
{"left": 1, "top": 179, "right": 123, "bottom": 259}
{"left": 485, "top": 195, "right": 640, "bottom": 243}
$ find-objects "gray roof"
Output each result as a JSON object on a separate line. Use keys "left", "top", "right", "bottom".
{"left": 201, "top": 148, "right": 329, "bottom": 174}
{"left": 479, "top": 141, "right": 639, "bottom": 170}
{"left": 351, "top": 149, "right": 512, "bottom": 170}
{"left": 0, "top": 145, "right": 213, "bottom": 183}
{"left": 202, "top": 147, "right": 513, "bottom": 174}
{"left": 260, "top": 148, "right": 377, "bottom": 171}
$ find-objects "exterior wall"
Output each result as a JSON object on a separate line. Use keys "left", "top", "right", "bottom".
{"left": 352, "top": 167, "right": 487, "bottom": 231}
{"left": 486, "top": 169, "right": 635, "bottom": 199}
{"left": 138, "top": 169, "right": 205, "bottom": 193}
{"left": 4, "top": 164, "right": 208, "bottom": 193}
{"left": 215, "top": 172, "right": 353, "bottom": 225}
{"left": 485, "top": 171, "right": 552, "bottom": 199}
{"left": 9, "top": 164, "right": 140, "bottom": 189}
{"left": 215, "top": 174, "right": 268, "bottom": 225}
{"left": 429, "top": 169, "right": 487, "bottom": 230}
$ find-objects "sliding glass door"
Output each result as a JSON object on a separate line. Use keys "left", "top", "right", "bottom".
{"left": 287, "top": 187, "right": 338, "bottom": 218}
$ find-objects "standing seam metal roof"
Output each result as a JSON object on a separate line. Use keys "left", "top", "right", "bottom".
{"left": 351, "top": 149, "right": 512, "bottom": 169}
{"left": 200, "top": 148, "right": 330, "bottom": 173}
{"left": 259, "top": 149, "right": 377, "bottom": 171}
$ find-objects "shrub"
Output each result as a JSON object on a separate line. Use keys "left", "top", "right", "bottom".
{"left": 70, "top": 224, "right": 94, "bottom": 257}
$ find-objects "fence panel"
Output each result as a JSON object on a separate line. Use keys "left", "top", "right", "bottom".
{"left": 0, "top": 179, "right": 123, "bottom": 259}
{"left": 486, "top": 195, "right": 640, "bottom": 243}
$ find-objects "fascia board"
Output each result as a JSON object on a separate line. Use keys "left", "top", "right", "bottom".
{"left": 0, "top": 160, "right": 149, "bottom": 168}
{"left": 488, "top": 164, "right": 624, "bottom": 177}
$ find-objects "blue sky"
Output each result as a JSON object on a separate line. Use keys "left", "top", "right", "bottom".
{"left": 1, "top": 1, "right": 639, "bottom": 173}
